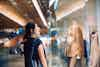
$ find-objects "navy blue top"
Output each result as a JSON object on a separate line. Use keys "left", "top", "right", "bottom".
{"left": 24, "top": 38, "right": 42, "bottom": 48}
{"left": 23, "top": 37, "right": 43, "bottom": 67}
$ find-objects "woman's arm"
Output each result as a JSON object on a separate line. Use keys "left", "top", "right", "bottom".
{"left": 38, "top": 44, "right": 47, "bottom": 67}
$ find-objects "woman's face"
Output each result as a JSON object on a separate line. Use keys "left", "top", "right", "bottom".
{"left": 34, "top": 24, "right": 40, "bottom": 36}
{"left": 67, "top": 33, "right": 75, "bottom": 44}
{"left": 67, "top": 28, "right": 75, "bottom": 44}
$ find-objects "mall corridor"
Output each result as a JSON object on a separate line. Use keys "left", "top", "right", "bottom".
{"left": 0, "top": 0, "right": 100, "bottom": 67}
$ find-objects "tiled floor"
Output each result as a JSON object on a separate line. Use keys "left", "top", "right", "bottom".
{"left": 0, "top": 48, "right": 87, "bottom": 67}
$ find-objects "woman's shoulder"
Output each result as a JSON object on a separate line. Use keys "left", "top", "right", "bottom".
{"left": 35, "top": 38, "right": 42, "bottom": 43}
{"left": 33, "top": 38, "right": 42, "bottom": 46}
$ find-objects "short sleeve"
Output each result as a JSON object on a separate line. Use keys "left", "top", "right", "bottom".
{"left": 35, "top": 38, "right": 42, "bottom": 46}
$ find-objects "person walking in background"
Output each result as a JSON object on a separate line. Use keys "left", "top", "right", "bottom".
{"left": 23, "top": 22, "right": 47, "bottom": 67}
{"left": 50, "top": 30, "right": 59, "bottom": 56}
{"left": 89, "top": 32, "right": 100, "bottom": 67}
{"left": 83, "top": 39, "right": 90, "bottom": 66}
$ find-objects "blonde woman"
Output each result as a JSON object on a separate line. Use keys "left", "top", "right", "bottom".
{"left": 67, "top": 20, "right": 84, "bottom": 67}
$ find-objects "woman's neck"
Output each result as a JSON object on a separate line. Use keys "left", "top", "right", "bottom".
{"left": 31, "top": 34, "right": 40, "bottom": 38}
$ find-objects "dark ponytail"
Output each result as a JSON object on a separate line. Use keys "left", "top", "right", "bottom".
{"left": 24, "top": 22, "right": 35, "bottom": 39}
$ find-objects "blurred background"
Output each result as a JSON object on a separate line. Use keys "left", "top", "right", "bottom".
{"left": 0, "top": 0, "right": 100, "bottom": 67}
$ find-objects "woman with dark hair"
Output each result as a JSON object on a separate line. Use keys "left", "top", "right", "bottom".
{"left": 23, "top": 22, "right": 47, "bottom": 67}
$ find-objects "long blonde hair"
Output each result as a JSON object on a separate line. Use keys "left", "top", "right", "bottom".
{"left": 67, "top": 21, "right": 84, "bottom": 46}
